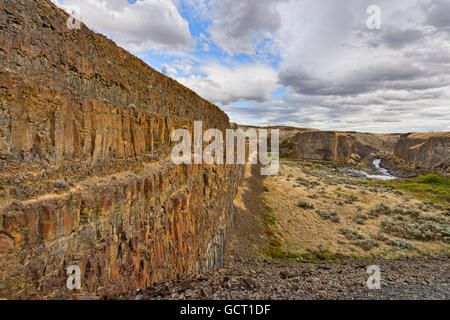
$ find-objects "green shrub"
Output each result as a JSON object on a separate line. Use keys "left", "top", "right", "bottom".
{"left": 281, "top": 141, "right": 294, "bottom": 150}
{"left": 381, "top": 218, "right": 450, "bottom": 242}
{"left": 340, "top": 228, "right": 363, "bottom": 240}
{"left": 402, "top": 195, "right": 414, "bottom": 202}
{"left": 387, "top": 239, "right": 416, "bottom": 250}
{"left": 317, "top": 210, "right": 340, "bottom": 223}
{"left": 298, "top": 200, "right": 314, "bottom": 209}
{"left": 265, "top": 215, "right": 276, "bottom": 226}
{"left": 368, "top": 202, "right": 392, "bottom": 218}
{"left": 133, "top": 167, "right": 144, "bottom": 175}
{"left": 403, "top": 207, "right": 421, "bottom": 218}
{"left": 353, "top": 214, "right": 368, "bottom": 225}
{"left": 345, "top": 194, "right": 359, "bottom": 204}
{"left": 340, "top": 229, "right": 378, "bottom": 250}
{"left": 418, "top": 174, "right": 446, "bottom": 185}
{"left": 354, "top": 237, "right": 379, "bottom": 251}
{"left": 393, "top": 215, "right": 414, "bottom": 223}
{"left": 374, "top": 174, "right": 449, "bottom": 205}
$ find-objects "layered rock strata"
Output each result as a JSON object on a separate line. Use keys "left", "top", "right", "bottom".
{"left": 393, "top": 132, "right": 449, "bottom": 174}
{"left": 0, "top": 0, "right": 244, "bottom": 298}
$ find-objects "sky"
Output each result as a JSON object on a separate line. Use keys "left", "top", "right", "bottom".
{"left": 52, "top": 0, "right": 450, "bottom": 133}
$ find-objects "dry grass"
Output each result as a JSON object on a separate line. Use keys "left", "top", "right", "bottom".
{"left": 261, "top": 159, "right": 450, "bottom": 260}
{"left": 408, "top": 131, "right": 450, "bottom": 139}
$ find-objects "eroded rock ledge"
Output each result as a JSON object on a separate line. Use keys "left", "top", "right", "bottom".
{"left": 392, "top": 132, "right": 449, "bottom": 175}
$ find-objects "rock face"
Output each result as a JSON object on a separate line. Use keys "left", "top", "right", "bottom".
{"left": 393, "top": 132, "right": 450, "bottom": 174}
{"left": 287, "top": 131, "right": 361, "bottom": 164}
{"left": 0, "top": 0, "right": 244, "bottom": 298}
{"left": 283, "top": 129, "right": 401, "bottom": 165}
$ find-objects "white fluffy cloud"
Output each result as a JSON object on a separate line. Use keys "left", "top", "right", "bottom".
{"left": 175, "top": 63, "right": 280, "bottom": 105}
{"left": 54, "top": 0, "right": 194, "bottom": 52}
{"left": 207, "top": 0, "right": 284, "bottom": 55}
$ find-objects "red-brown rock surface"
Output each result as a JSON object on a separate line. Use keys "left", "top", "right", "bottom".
{"left": 393, "top": 132, "right": 449, "bottom": 174}
{"left": 239, "top": 126, "right": 400, "bottom": 166}
{"left": 0, "top": 0, "right": 244, "bottom": 298}
{"left": 291, "top": 131, "right": 359, "bottom": 163}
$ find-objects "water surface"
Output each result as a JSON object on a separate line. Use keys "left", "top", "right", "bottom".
{"left": 339, "top": 158, "right": 397, "bottom": 181}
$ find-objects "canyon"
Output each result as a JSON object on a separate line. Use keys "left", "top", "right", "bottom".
{"left": 278, "top": 127, "right": 449, "bottom": 176}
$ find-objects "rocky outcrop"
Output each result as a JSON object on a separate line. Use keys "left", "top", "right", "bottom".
{"left": 350, "top": 132, "right": 400, "bottom": 158}
{"left": 281, "top": 129, "right": 401, "bottom": 166}
{"left": 286, "top": 131, "right": 361, "bottom": 164}
{"left": 393, "top": 132, "right": 450, "bottom": 174}
{"left": 0, "top": 0, "right": 244, "bottom": 298}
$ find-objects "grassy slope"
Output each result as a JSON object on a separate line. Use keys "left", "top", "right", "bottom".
{"left": 374, "top": 174, "right": 450, "bottom": 205}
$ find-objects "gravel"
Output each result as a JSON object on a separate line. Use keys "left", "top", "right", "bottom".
{"left": 118, "top": 255, "right": 449, "bottom": 300}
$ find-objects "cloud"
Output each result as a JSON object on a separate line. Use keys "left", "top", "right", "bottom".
{"left": 378, "top": 25, "right": 424, "bottom": 49}
{"left": 242, "top": 0, "right": 450, "bottom": 132}
{"left": 421, "top": 0, "right": 450, "bottom": 30}
{"left": 175, "top": 63, "right": 279, "bottom": 105}
{"left": 52, "top": 0, "right": 450, "bottom": 133}
{"left": 161, "top": 63, "right": 178, "bottom": 75}
{"left": 54, "top": 0, "right": 194, "bottom": 52}
{"left": 279, "top": 60, "right": 428, "bottom": 96}
{"left": 226, "top": 86, "right": 450, "bottom": 133}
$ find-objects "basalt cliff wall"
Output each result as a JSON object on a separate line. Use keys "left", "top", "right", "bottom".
{"left": 283, "top": 127, "right": 448, "bottom": 176}
{"left": 391, "top": 132, "right": 450, "bottom": 175}
{"left": 283, "top": 130, "right": 400, "bottom": 165}
{"left": 0, "top": 0, "right": 244, "bottom": 298}
{"left": 290, "top": 131, "right": 359, "bottom": 163}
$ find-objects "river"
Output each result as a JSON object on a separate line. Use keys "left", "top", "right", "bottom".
{"left": 338, "top": 158, "right": 398, "bottom": 181}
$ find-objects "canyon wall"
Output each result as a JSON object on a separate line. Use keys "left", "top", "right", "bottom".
{"left": 393, "top": 132, "right": 450, "bottom": 174}
{"left": 0, "top": 0, "right": 244, "bottom": 298}
{"left": 283, "top": 129, "right": 400, "bottom": 165}
{"left": 285, "top": 131, "right": 360, "bottom": 164}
